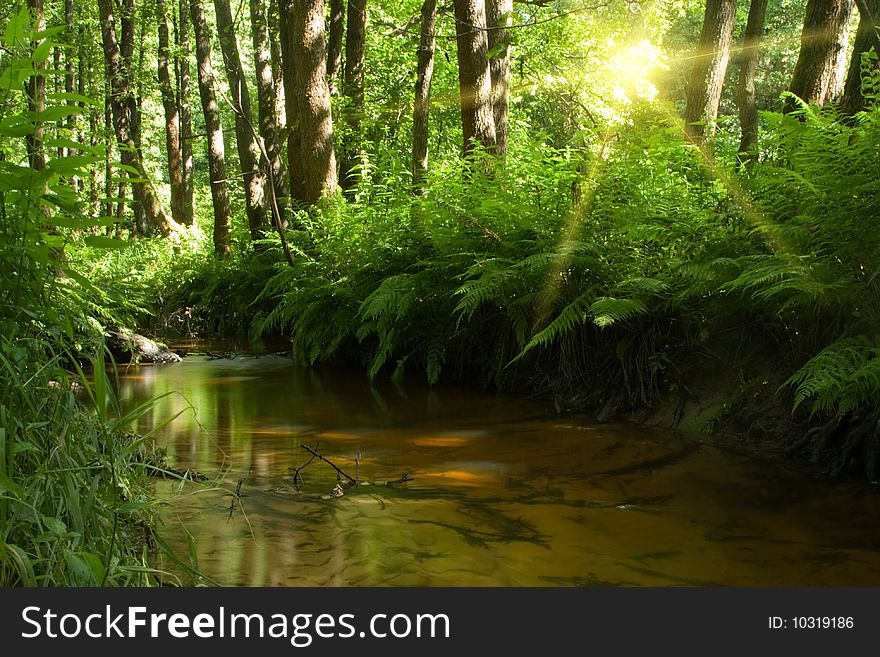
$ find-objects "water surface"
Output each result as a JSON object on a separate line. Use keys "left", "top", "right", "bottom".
{"left": 117, "top": 354, "right": 880, "bottom": 586}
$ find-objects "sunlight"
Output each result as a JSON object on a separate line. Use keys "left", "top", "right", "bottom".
{"left": 608, "top": 39, "right": 666, "bottom": 106}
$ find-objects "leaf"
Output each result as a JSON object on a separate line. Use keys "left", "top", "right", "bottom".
{"left": 64, "top": 550, "right": 105, "bottom": 586}
{"left": 589, "top": 297, "right": 647, "bottom": 327}
{"left": 84, "top": 235, "right": 129, "bottom": 250}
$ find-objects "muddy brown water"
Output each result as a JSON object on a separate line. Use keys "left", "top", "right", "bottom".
{"left": 116, "top": 353, "right": 880, "bottom": 586}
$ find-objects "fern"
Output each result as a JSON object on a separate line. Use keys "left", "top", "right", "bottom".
{"left": 589, "top": 297, "right": 648, "bottom": 327}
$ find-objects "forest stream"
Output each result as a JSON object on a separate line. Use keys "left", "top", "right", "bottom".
{"left": 116, "top": 349, "right": 880, "bottom": 587}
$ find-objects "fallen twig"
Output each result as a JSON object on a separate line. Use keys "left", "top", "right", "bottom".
{"left": 301, "top": 444, "right": 357, "bottom": 484}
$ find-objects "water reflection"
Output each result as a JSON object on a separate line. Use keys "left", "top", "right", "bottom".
{"left": 116, "top": 355, "right": 880, "bottom": 586}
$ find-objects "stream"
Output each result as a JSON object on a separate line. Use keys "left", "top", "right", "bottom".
{"left": 116, "top": 350, "right": 880, "bottom": 586}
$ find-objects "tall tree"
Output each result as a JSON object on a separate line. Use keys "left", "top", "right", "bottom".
{"left": 268, "top": 0, "right": 287, "bottom": 126}
{"left": 736, "top": 0, "right": 769, "bottom": 164}
{"left": 786, "top": 0, "right": 854, "bottom": 111}
{"left": 64, "top": 0, "right": 77, "bottom": 166}
{"left": 327, "top": 0, "right": 345, "bottom": 96}
{"left": 683, "top": 0, "right": 736, "bottom": 141}
{"left": 281, "top": 0, "right": 338, "bottom": 205}
{"left": 486, "top": 0, "right": 513, "bottom": 157}
{"left": 97, "top": 0, "right": 177, "bottom": 236}
{"left": 278, "top": 0, "right": 305, "bottom": 201}
{"left": 157, "top": 0, "right": 186, "bottom": 227}
{"left": 341, "top": 0, "right": 367, "bottom": 189}
{"left": 25, "top": 0, "right": 46, "bottom": 172}
{"left": 250, "top": 0, "right": 289, "bottom": 228}
{"left": 452, "top": 0, "right": 497, "bottom": 157}
{"left": 412, "top": 0, "right": 437, "bottom": 191}
{"left": 840, "top": 0, "right": 880, "bottom": 115}
{"left": 215, "top": 0, "right": 270, "bottom": 241}
{"left": 177, "top": 0, "right": 194, "bottom": 224}
{"left": 190, "top": 0, "right": 232, "bottom": 256}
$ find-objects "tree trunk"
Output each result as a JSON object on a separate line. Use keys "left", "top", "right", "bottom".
{"left": 683, "top": 0, "right": 736, "bottom": 141}
{"left": 278, "top": 0, "right": 305, "bottom": 202}
{"left": 177, "top": 0, "right": 194, "bottom": 224}
{"left": 486, "top": 0, "right": 512, "bottom": 158}
{"left": 412, "top": 0, "right": 437, "bottom": 192}
{"left": 250, "top": 0, "right": 290, "bottom": 228}
{"left": 840, "top": 0, "right": 880, "bottom": 115}
{"left": 157, "top": 0, "right": 186, "bottom": 227}
{"left": 284, "top": 0, "right": 338, "bottom": 205}
{"left": 786, "top": 0, "right": 854, "bottom": 111}
{"left": 736, "top": 0, "right": 768, "bottom": 164}
{"left": 97, "top": 0, "right": 177, "bottom": 237}
{"left": 190, "top": 0, "right": 232, "bottom": 257}
{"left": 327, "top": 0, "right": 345, "bottom": 96}
{"left": 268, "top": 0, "right": 287, "bottom": 126}
{"left": 64, "top": 0, "right": 77, "bottom": 168}
{"left": 215, "top": 0, "right": 270, "bottom": 242}
{"left": 25, "top": 0, "right": 46, "bottom": 172}
{"left": 452, "top": 0, "right": 496, "bottom": 157}
{"left": 341, "top": 0, "right": 367, "bottom": 189}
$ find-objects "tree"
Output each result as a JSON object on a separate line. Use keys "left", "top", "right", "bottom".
{"left": 683, "top": 0, "right": 736, "bottom": 141}
{"left": 452, "top": 0, "right": 497, "bottom": 157}
{"left": 25, "top": 0, "right": 46, "bottom": 172}
{"left": 327, "top": 0, "right": 345, "bottom": 96}
{"left": 841, "top": 0, "right": 880, "bottom": 115}
{"left": 157, "top": 0, "right": 186, "bottom": 227}
{"left": 341, "top": 0, "right": 367, "bottom": 189}
{"left": 215, "top": 0, "right": 270, "bottom": 241}
{"left": 280, "top": 0, "right": 338, "bottom": 205}
{"left": 412, "top": 0, "right": 437, "bottom": 191}
{"left": 177, "top": 0, "right": 195, "bottom": 224}
{"left": 190, "top": 0, "right": 231, "bottom": 256}
{"left": 486, "top": 0, "right": 513, "bottom": 157}
{"left": 737, "top": 0, "right": 769, "bottom": 163}
{"left": 786, "top": 0, "right": 854, "bottom": 111}
{"left": 97, "top": 0, "right": 177, "bottom": 237}
{"left": 250, "top": 0, "right": 290, "bottom": 228}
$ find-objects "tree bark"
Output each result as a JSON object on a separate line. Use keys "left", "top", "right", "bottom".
{"left": 452, "top": 0, "right": 496, "bottom": 157}
{"left": 25, "top": 0, "right": 46, "bottom": 172}
{"left": 177, "top": 0, "right": 194, "bottom": 224}
{"left": 786, "top": 0, "right": 854, "bottom": 111}
{"left": 841, "top": 0, "right": 880, "bottom": 115}
{"left": 683, "top": 0, "right": 736, "bottom": 141}
{"left": 284, "top": 0, "right": 338, "bottom": 205}
{"left": 736, "top": 0, "right": 768, "bottom": 164}
{"left": 341, "top": 0, "right": 367, "bottom": 189}
{"left": 327, "top": 0, "right": 345, "bottom": 96}
{"left": 215, "top": 0, "right": 270, "bottom": 242}
{"left": 64, "top": 0, "right": 77, "bottom": 167}
{"left": 97, "top": 0, "right": 177, "bottom": 237}
{"left": 278, "top": 0, "right": 305, "bottom": 203}
{"left": 250, "top": 0, "right": 290, "bottom": 228}
{"left": 190, "top": 0, "right": 232, "bottom": 257}
{"left": 486, "top": 0, "right": 512, "bottom": 158}
{"left": 157, "top": 0, "right": 186, "bottom": 227}
{"left": 412, "top": 0, "right": 437, "bottom": 192}
{"left": 268, "top": 0, "right": 287, "bottom": 127}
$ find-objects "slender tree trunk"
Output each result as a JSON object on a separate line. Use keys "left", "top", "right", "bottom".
{"left": 786, "top": 0, "right": 854, "bottom": 111}
{"left": 97, "top": 0, "right": 176, "bottom": 236}
{"left": 452, "top": 0, "right": 496, "bottom": 157}
{"left": 190, "top": 0, "right": 232, "bottom": 256}
{"left": 215, "top": 0, "right": 269, "bottom": 241}
{"left": 278, "top": 0, "right": 305, "bottom": 202}
{"left": 486, "top": 0, "right": 512, "bottom": 158}
{"left": 683, "top": 0, "right": 736, "bottom": 141}
{"left": 841, "top": 0, "right": 880, "bottom": 115}
{"left": 283, "top": 0, "right": 338, "bottom": 205}
{"left": 25, "top": 0, "right": 46, "bottom": 172}
{"left": 412, "top": 0, "right": 437, "bottom": 192}
{"left": 103, "top": 88, "right": 113, "bottom": 219}
{"left": 64, "top": 0, "right": 76, "bottom": 167}
{"left": 158, "top": 0, "right": 186, "bottom": 227}
{"left": 327, "top": 0, "right": 345, "bottom": 96}
{"left": 177, "top": 0, "right": 194, "bottom": 224}
{"left": 268, "top": 0, "right": 287, "bottom": 126}
{"left": 737, "top": 0, "right": 768, "bottom": 164}
{"left": 341, "top": 0, "right": 367, "bottom": 189}
{"left": 250, "top": 0, "right": 289, "bottom": 228}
